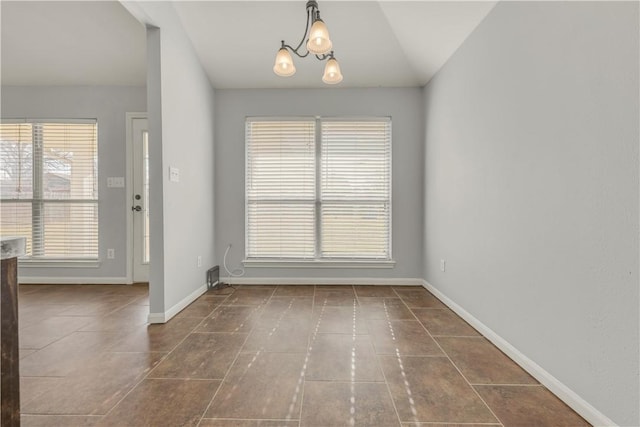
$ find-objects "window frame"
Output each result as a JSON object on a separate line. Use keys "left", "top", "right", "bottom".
{"left": 0, "top": 118, "right": 99, "bottom": 265}
{"left": 244, "top": 116, "right": 393, "bottom": 267}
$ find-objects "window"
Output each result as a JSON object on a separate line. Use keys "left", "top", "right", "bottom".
{"left": 246, "top": 117, "right": 391, "bottom": 261}
{"left": 0, "top": 120, "right": 98, "bottom": 261}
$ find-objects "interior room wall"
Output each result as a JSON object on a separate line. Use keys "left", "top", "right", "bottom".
{"left": 1, "top": 85, "right": 146, "bottom": 282}
{"left": 423, "top": 2, "right": 639, "bottom": 424}
{"left": 123, "top": 2, "right": 216, "bottom": 318}
{"left": 215, "top": 87, "right": 424, "bottom": 282}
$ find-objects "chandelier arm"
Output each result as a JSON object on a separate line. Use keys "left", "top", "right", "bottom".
{"left": 290, "top": 5, "right": 313, "bottom": 56}
{"left": 283, "top": 42, "right": 310, "bottom": 58}
{"left": 316, "top": 50, "right": 335, "bottom": 61}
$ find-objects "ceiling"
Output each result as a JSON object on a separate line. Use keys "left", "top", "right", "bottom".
{"left": 1, "top": 1, "right": 147, "bottom": 86}
{"left": 1, "top": 1, "right": 496, "bottom": 89}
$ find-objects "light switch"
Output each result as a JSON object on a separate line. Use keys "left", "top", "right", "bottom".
{"left": 107, "top": 177, "right": 125, "bottom": 188}
{"left": 169, "top": 167, "right": 180, "bottom": 183}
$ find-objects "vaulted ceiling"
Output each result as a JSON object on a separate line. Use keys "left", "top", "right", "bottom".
{"left": 1, "top": 1, "right": 147, "bottom": 86}
{"left": 1, "top": 1, "right": 496, "bottom": 89}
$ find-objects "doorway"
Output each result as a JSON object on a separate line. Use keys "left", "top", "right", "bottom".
{"left": 127, "top": 114, "right": 149, "bottom": 283}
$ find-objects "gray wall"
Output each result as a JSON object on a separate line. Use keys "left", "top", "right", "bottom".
{"left": 1, "top": 85, "right": 146, "bottom": 280}
{"left": 215, "top": 88, "right": 424, "bottom": 280}
{"left": 423, "top": 2, "right": 639, "bottom": 424}
{"left": 127, "top": 2, "right": 217, "bottom": 315}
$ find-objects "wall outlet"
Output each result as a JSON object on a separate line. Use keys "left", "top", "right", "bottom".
{"left": 107, "top": 248, "right": 115, "bottom": 259}
{"left": 440, "top": 259, "right": 446, "bottom": 272}
{"left": 197, "top": 255, "right": 202, "bottom": 267}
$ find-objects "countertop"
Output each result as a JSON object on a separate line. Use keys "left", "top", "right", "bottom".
{"left": 1, "top": 237, "right": 26, "bottom": 260}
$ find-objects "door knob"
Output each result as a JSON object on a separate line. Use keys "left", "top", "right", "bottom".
{"left": 132, "top": 205, "right": 142, "bottom": 212}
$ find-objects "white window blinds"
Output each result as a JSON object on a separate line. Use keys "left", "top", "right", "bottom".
{"left": 0, "top": 121, "right": 98, "bottom": 260}
{"left": 246, "top": 117, "right": 391, "bottom": 261}
{"left": 246, "top": 120, "right": 316, "bottom": 258}
{"left": 321, "top": 120, "right": 391, "bottom": 259}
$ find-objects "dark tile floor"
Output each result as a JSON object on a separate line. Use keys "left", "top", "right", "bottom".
{"left": 17, "top": 284, "right": 589, "bottom": 426}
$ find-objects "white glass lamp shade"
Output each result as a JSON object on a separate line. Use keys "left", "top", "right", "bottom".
{"left": 322, "top": 57, "right": 343, "bottom": 84}
{"left": 306, "top": 19, "right": 332, "bottom": 55}
{"left": 273, "top": 48, "right": 296, "bottom": 77}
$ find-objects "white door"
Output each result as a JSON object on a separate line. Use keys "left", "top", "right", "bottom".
{"left": 131, "top": 117, "right": 150, "bottom": 282}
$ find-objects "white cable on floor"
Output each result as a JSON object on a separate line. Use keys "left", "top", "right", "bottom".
{"left": 223, "top": 244, "right": 245, "bottom": 277}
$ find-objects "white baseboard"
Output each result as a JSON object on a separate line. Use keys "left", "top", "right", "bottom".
{"left": 422, "top": 280, "right": 617, "bottom": 427}
{"left": 19, "top": 276, "right": 130, "bottom": 285}
{"left": 222, "top": 277, "right": 423, "bottom": 286}
{"left": 146, "top": 312, "right": 166, "bottom": 324}
{"left": 147, "top": 282, "right": 208, "bottom": 324}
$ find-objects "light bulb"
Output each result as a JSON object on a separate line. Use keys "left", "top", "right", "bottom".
{"left": 273, "top": 48, "right": 296, "bottom": 77}
{"left": 306, "top": 19, "right": 332, "bottom": 55}
{"left": 322, "top": 57, "right": 343, "bottom": 84}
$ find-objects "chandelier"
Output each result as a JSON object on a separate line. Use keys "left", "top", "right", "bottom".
{"left": 273, "top": 0, "right": 343, "bottom": 84}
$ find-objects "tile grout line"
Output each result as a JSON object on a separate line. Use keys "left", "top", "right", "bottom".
{"left": 101, "top": 288, "right": 235, "bottom": 420}
{"left": 212, "top": 289, "right": 310, "bottom": 418}
{"left": 403, "top": 289, "right": 505, "bottom": 427}
{"left": 22, "top": 285, "right": 563, "bottom": 426}
{"left": 357, "top": 287, "right": 440, "bottom": 426}
{"left": 296, "top": 379, "right": 393, "bottom": 384}
{"left": 200, "top": 285, "right": 318, "bottom": 423}
{"left": 20, "top": 414, "right": 104, "bottom": 418}
{"left": 471, "top": 383, "right": 544, "bottom": 387}
{"left": 296, "top": 284, "right": 317, "bottom": 427}
{"left": 200, "top": 417, "right": 301, "bottom": 423}
{"left": 349, "top": 295, "right": 357, "bottom": 426}
{"left": 430, "top": 334, "right": 483, "bottom": 338}
{"left": 297, "top": 284, "right": 329, "bottom": 427}
{"left": 197, "top": 285, "right": 277, "bottom": 426}
{"left": 373, "top": 286, "right": 410, "bottom": 426}
{"left": 400, "top": 423, "right": 501, "bottom": 426}
{"left": 19, "top": 286, "right": 154, "bottom": 420}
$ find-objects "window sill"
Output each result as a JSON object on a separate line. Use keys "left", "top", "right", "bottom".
{"left": 18, "top": 258, "right": 101, "bottom": 268}
{"left": 242, "top": 259, "right": 396, "bottom": 269}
